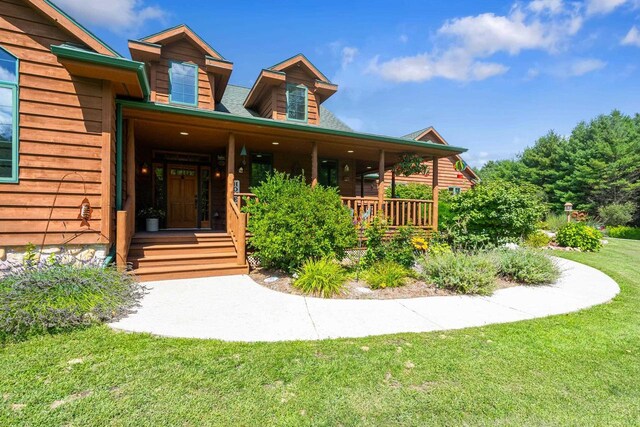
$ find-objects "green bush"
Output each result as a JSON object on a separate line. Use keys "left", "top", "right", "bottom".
{"left": 419, "top": 252, "right": 497, "bottom": 295}
{"left": 385, "top": 183, "right": 432, "bottom": 200}
{"left": 385, "top": 226, "right": 421, "bottom": 268}
{"left": 525, "top": 231, "right": 551, "bottom": 248}
{"left": 545, "top": 213, "right": 568, "bottom": 232}
{"left": 598, "top": 202, "right": 636, "bottom": 227}
{"left": 446, "top": 180, "right": 545, "bottom": 248}
{"left": 556, "top": 222, "right": 603, "bottom": 252}
{"left": 363, "top": 261, "right": 410, "bottom": 290}
{"left": 493, "top": 249, "right": 560, "bottom": 285}
{"left": 0, "top": 265, "right": 142, "bottom": 341}
{"left": 293, "top": 258, "right": 347, "bottom": 298}
{"left": 362, "top": 216, "right": 387, "bottom": 267}
{"left": 607, "top": 226, "right": 640, "bottom": 240}
{"left": 244, "top": 173, "right": 357, "bottom": 272}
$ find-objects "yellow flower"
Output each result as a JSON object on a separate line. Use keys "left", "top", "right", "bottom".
{"left": 411, "top": 237, "right": 429, "bottom": 251}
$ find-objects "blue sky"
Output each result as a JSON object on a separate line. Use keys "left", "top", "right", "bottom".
{"left": 56, "top": 0, "right": 640, "bottom": 168}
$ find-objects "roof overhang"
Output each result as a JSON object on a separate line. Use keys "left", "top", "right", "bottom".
{"left": 52, "top": 44, "right": 150, "bottom": 100}
{"left": 244, "top": 69, "right": 287, "bottom": 110}
{"left": 140, "top": 24, "right": 226, "bottom": 60}
{"left": 128, "top": 40, "right": 162, "bottom": 62}
{"left": 118, "top": 99, "right": 468, "bottom": 158}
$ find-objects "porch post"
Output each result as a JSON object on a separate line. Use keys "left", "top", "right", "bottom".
{"left": 126, "top": 119, "right": 135, "bottom": 224}
{"left": 360, "top": 173, "right": 364, "bottom": 197}
{"left": 311, "top": 141, "right": 318, "bottom": 187}
{"left": 378, "top": 149, "right": 385, "bottom": 214}
{"left": 432, "top": 156, "right": 439, "bottom": 231}
{"left": 391, "top": 169, "right": 396, "bottom": 199}
{"left": 226, "top": 133, "right": 235, "bottom": 233}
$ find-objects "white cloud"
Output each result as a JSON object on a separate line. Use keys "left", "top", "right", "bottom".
{"left": 370, "top": 2, "right": 582, "bottom": 83}
{"left": 585, "top": 0, "right": 629, "bottom": 15}
{"left": 528, "top": 0, "right": 565, "bottom": 14}
{"left": 622, "top": 26, "right": 640, "bottom": 46}
{"left": 465, "top": 150, "right": 493, "bottom": 169}
{"left": 568, "top": 58, "right": 606, "bottom": 75}
{"left": 399, "top": 34, "right": 409, "bottom": 43}
{"left": 525, "top": 67, "right": 541, "bottom": 79}
{"left": 341, "top": 47, "right": 358, "bottom": 68}
{"left": 54, "top": 0, "right": 166, "bottom": 32}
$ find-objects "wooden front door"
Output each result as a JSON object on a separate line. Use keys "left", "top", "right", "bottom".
{"left": 167, "top": 164, "right": 198, "bottom": 228}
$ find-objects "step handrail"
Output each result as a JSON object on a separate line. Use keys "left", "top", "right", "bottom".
{"left": 227, "top": 198, "right": 247, "bottom": 265}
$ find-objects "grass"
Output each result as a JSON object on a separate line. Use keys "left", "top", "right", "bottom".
{"left": 1, "top": 239, "right": 639, "bottom": 426}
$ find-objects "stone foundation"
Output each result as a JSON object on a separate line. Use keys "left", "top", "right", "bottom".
{"left": 0, "top": 244, "right": 109, "bottom": 276}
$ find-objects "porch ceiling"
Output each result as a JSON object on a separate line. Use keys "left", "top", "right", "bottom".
{"left": 123, "top": 101, "right": 464, "bottom": 172}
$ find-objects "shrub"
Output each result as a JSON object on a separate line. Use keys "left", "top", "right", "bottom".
{"left": 556, "top": 222, "right": 603, "bottom": 252}
{"left": 545, "top": 213, "right": 567, "bottom": 232}
{"left": 598, "top": 202, "right": 636, "bottom": 227}
{"left": 362, "top": 216, "right": 387, "bottom": 267}
{"left": 293, "top": 258, "right": 347, "bottom": 298}
{"left": 607, "top": 226, "right": 640, "bottom": 240}
{"left": 493, "top": 248, "right": 560, "bottom": 285}
{"left": 420, "top": 252, "right": 497, "bottom": 295}
{"left": 244, "top": 173, "right": 357, "bottom": 272}
{"left": 362, "top": 261, "right": 410, "bottom": 290}
{"left": 0, "top": 265, "right": 142, "bottom": 341}
{"left": 446, "top": 180, "right": 545, "bottom": 248}
{"left": 525, "top": 231, "right": 551, "bottom": 248}
{"left": 428, "top": 241, "right": 453, "bottom": 257}
{"left": 385, "top": 226, "right": 421, "bottom": 268}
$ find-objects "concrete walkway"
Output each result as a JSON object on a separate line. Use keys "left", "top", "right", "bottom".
{"left": 110, "top": 258, "right": 619, "bottom": 342}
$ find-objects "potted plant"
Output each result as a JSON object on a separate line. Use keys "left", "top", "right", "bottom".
{"left": 138, "top": 207, "right": 165, "bottom": 232}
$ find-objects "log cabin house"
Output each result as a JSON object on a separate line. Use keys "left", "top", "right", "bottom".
{"left": 0, "top": 0, "right": 468, "bottom": 281}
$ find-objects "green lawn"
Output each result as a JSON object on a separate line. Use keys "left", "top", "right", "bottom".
{"left": 2, "top": 239, "right": 639, "bottom": 426}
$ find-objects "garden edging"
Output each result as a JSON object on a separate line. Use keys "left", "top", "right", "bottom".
{"left": 109, "top": 257, "right": 620, "bottom": 342}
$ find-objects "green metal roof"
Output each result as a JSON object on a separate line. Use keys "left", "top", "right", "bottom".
{"left": 51, "top": 44, "right": 150, "bottom": 100}
{"left": 117, "top": 98, "right": 468, "bottom": 155}
{"left": 268, "top": 53, "right": 332, "bottom": 83}
{"left": 401, "top": 127, "right": 432, "bottom": 141}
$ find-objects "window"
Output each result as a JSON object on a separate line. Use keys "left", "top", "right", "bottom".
{"left": 169, "top": 61, "right": 198, "bottom": 106}
{"left": 319, "top": 159, "right": 338, "bottom": 187}
{"left": 286, "top": 84, "right": 307, "bottom": 122}
{"left": 448, "top": 186, "right": 461, "bottom": 196}
{"left": 250, "top": 153, "right": 273, "bottom": 189}
{"left": 0, "top": 46, "right": 18, "bottom": 183}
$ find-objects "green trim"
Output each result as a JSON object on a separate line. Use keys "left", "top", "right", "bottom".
{"left": 43, "top": 0, "right": 122, "bottom": 57}
{"left": 51, "top": 44, "right": 150, "bottom": 100}
{"left": 140, "top": 24, "right": 227, "bottom": 60}
{"left": 116, "top": 104, "right": 123, "bottom": 211}
{"left": 102, "top": 246, "right": 116, "bottom": 267}
{"left": 0, "top": 45, "right": 19, "bottom": 184}
{"left": 269, "top": 53, "right": 331, "bottom": 83}
{"left": 115, "top": 99, "right": 468, "bottom": 155}
{"left": 285, "top": 83, "right": 308, "bottom": 123}
{"left": 205, "top": 55, "right": 234, "bottom": 66}
{"left": 168, "top": 61, "right": 199, "bottom": 107}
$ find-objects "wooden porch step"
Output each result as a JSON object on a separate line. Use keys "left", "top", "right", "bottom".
{"left": 131, "top": 233, "right": 232, "bottom": 245}
{"left": 128, "top": 241, "right": 236, "bottom": 257}
{"left": 132, "top": 263, "right": 250, "bottom": 282}
{"left": 131, "top": 252, "right": 239, "bottom": 269}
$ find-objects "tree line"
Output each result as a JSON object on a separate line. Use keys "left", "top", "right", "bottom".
{"left": 478, "top": 110, "right": 640, "bottom": 225}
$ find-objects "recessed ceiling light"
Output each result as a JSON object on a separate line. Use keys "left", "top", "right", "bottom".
{"left": 256, "top": 154, "right": 262, "bottom": 158}
{"left": 272, "top": 141, "right": 279, "bottom": 145}
{"left": 180, "top": 132, "right": 189, "bottom": 136}
{"left": 347, "top": 150, "right": 354, "bottom": 153}
{"left": 366, "top": 166, "right": 372, "bottom": 169}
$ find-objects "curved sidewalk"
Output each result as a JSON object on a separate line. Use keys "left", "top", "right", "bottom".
{"left": 110, "top": 258, "right": 620, "bottom": 342}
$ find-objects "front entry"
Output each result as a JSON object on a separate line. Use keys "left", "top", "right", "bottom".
{"left": 167, "top": 164, "right": 198, "bottom": 228}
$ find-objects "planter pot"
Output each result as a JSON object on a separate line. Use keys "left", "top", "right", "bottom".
{"left": 146, "top": 218, "right": 160, "bottom": 232}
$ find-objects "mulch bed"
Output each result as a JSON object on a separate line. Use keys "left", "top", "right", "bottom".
{"left": 250, "top": 267, "right": 518, "bottom": 300}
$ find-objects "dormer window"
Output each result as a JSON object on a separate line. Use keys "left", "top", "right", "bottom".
{"left": 169, "top": 61, "right": 198, "bottom": 106}
{"left": 286, "top": 84, "right": 307, "bottom": 122}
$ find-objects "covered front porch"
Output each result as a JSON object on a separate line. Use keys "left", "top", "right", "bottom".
{"left": 114, "top": 100, "right": 464, "bottom": 271}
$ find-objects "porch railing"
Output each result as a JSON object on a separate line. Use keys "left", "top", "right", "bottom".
{"left": 116, "top": 196, "right": 135, "bottom": 270}
{"left": 228, "top": 197, "right": 247, "bottom": 265}
{"left": 234, "top": 193, "right": 435, "bottom": 230}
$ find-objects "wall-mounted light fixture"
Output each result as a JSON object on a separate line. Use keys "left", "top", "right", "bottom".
{"left": 140, "top": 162, "right": 149, "bottom": 175}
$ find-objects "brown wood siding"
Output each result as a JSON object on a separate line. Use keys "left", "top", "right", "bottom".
{"left": 362, "top": 156, "right": 475, "bottom": 197}
{"left": 154, "top": 39, "right": 214, "bottom": 110}
{"left": 0, "top": 0, "right": 111, "bottom": 246}
{"left": 268, "top": 67, "right": 319, "bottom": 125}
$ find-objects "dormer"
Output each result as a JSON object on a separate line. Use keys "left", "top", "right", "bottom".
{"left": 244, "top": 54, "right": 337, "bottom": 125}
{"left": 128, "top": 25, "right": 233, "bottom": 109}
